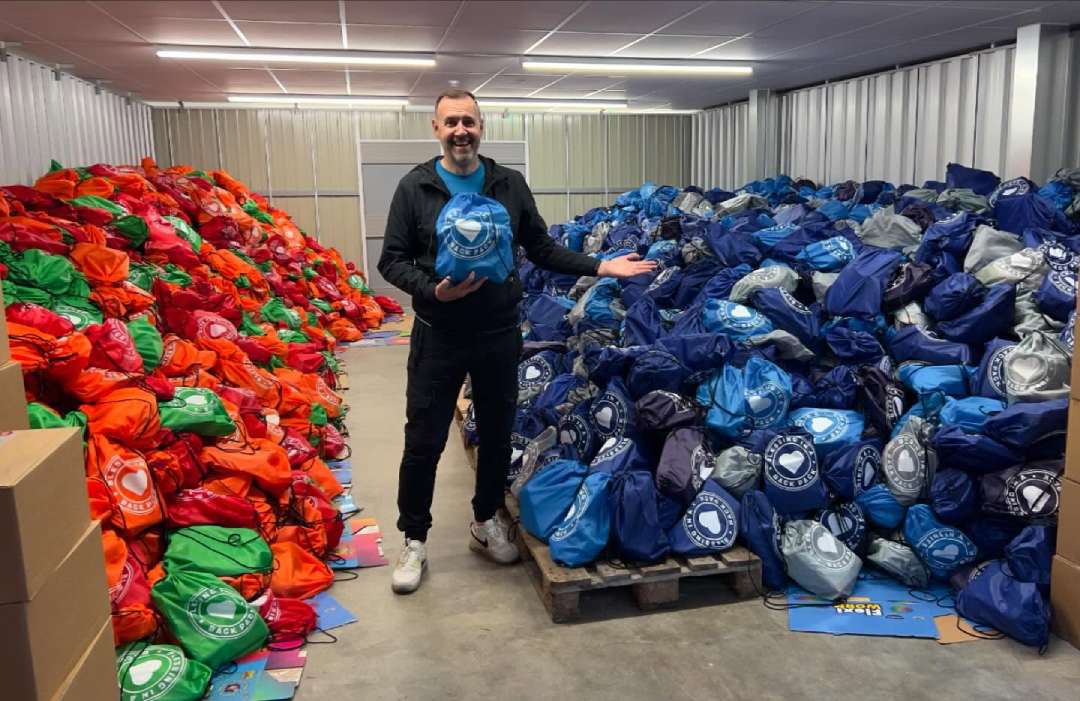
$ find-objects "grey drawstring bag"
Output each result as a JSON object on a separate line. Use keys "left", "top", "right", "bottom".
{"left": 964, "top": 225, "right": 1024, "bottom": 274}
{"left": 1005, "top": 331, "right": 1071, "bottom": 403}
{"left": 893, "top": 301, "right": 930, "bottom": 327}
{"left": 746, "top": 329, "right": 817, "bottom": 362}
{"left": 1014, "top": 288, "right": 1063, "bottom": 338}
{"left": 711, "top": 446, "right": 763, "bottom": 498}
{"left": 681, "top": 237, "right": 713, "bottom": 266}
{"left": 936, "top": 188, "right": 989, "bottom": 214}
{"left": 715, "top": 193, "right": 768, "bottom": 216}
{"left": 811, "top": 272, "right": 840, "bottom": 302}
{"left": 585, "top": 222, "right": 609, "bottom": 254}
{"left": 781, "top": 520, "right": 862, "bottom": 600}
{"left": 866, "top": 536, "right": 931, "bottom": 587}
{"left": 881, "top": 417, "right": 928, "bottom": 506}
{"left": 974, "top": 248, "right": 1047, "bottom": 288}
{"left": 903, "top": 188, "right": 941, "bottom": 203}
{"left": 511, "top": 426, "right": 558, "bottom": 498}
{"left": 729, "top": 265, "right": 800, "bottom": 303}
{"left": 857, "top": 210, "right": 923, "bottom": 253}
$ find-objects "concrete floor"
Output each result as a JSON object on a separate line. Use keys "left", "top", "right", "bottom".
{"left": 298, "top": 342, "right": 1080, "bottom": 701}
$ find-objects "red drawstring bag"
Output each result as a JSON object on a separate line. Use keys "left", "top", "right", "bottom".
{"left": 5, "top": 302, "right": 75, "bottom": 337}
{"left": 187, "top": 310, "right": 239, "bottom": 345}
{"left": 291, "top": 474, "right": 344, "bottom": 554}
{"left": 253, "top": 590, "right": 318, "bottom": 649}
{"left": 375, "top": 295, "right": 404, "bottom": 314}
{"left": 236, "top": 336, "right": 275, "bottom": 365}
{"left": 285, "top": 344, "right": 324, "bottom": 374}
{"left": 85, "top": 318, "right": 144, "bottom": 374}
{"left": 280, "top": 427, "right": 318, "bottom": 468}
{"left": 321, "top": 423, "right": 346, "bottom": 460}
{"left": 165, "top": 487, "right": 259, "bottom": 530}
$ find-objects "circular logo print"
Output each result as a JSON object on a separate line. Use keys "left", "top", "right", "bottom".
{"left": 106, "top": 455, "right": 156, "bottom": 515}
{"left": 559, "top": 412, "right": 593, "bottom": 456}
{"left": 1041, "top": 243, "right": 1075, "bottom": 272}
{"left": 778, "top": 288, "right": 811, "bottom": 314}
{"left": 1005, "top": 468, "right": 1060, "bottom": 517}
{"left": 917, "top": 529, "right": 974, "bottom": 572}
{"left": 883, "top": 433, "right": 925, "bottom": 495}
{"left": 110, "top": 558, "right": 137, "bottom": 605}
{"left": 121, "top": 647, "right": 188, "bottom": 701}
{"left": 795, "top": 410, "right": 848, "bottom": 443}
{"left": 647, "top": 266, "right": 678, "bottom": 292}
{"left": 592, "top": 436, "right": 630, "bottom": 467}
{"left": 551, "top": 483, "right": 591, "bottom": 542}
{"left": 854, "top": 444, "right": 880, "bottom": 494}
{"left": 807, "top": 522, "right": 855, "bottom": 570}
{"left": 518, "top": 357, "right": 554, "bottom": 388}
{"left": 885, "top": 385, "right": 905, "bottom": 426}
{"left": 592, "top": 393, "right": 627, "bottom": 438}
{"left": 443, "top": 208, "right": 498, "bottom": 260}
{"left": 986, "top": 343, "right": 1017, "bottom": 396}
{"left": 821, "top": 236, "right": 854, "bottom": 260}
{"left": 1049, "top": 269, "right": 1078, "bottom": 295}
{"left": 764, "top": 433, "right": 818, "bottom": 491}
{"left": 187, "top": 586, "right": 259, "bottom": 640}
{"left": 819, "top": 502, "right": 865, "bottom": 550}
{"left": 1062, "top": 321, "right": 1075, "bottom": 353}
{"left": 717, "top": 302, "right": 765, "bottom": 331}
{"left": 745, "top": 381, "right": 788, "bottom": 428}
{"left": 683, "top": 491, "right": 737, "bottom": 550}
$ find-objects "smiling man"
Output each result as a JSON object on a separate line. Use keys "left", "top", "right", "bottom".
{"left": 377, "top": 89, "right": 655, "bottom": 594}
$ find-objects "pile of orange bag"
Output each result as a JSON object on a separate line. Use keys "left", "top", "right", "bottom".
{"left": 1, "top": 158, "right": 397, "bottom": 684}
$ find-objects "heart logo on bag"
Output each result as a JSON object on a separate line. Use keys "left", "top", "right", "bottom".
{"left": 1009, "top": 355, "right": 1044, "bottom": 383}
{"left": 455, "top": 219, "right": 483, "bottom": 243}
{"left": 777, "top": 450, "right": 805, "bottom": 475}
{"left": 208, "top": 322, "right": 229, "bottom": 338}
{"left": 120, "top": 469, "right": 149, "bottom": 496}
{"left": 1022, "top": 484, "right": 1051, "bottom": 513}
{"left": 729, "top": 304, "right": 754, "bottom": 320}
{"left": 207, "top": 599, "right": 238, "bottom": 619}
{"left": 128, "top": 659, "right": 162, "bottom": 686}
{"left": 809, "top": 416, "right": 834, "bottom": 434}
{"left": 896, "top": 449, "right": 917, "bottom": 476}
{"left": 815, "top": 532, "right": 839, "bottom": 555}
{"left": 698, "top": 508, "right": 723, "bottom": 535}
{"left": 595, "top": 406, "right": 614, "bottom": 429}
{"left": 524, "top": 365, "right": 542, "bottom": 381}
{"left": 931, "top": 543, "right": 960, "bottom": 561}
{"left": 185, "top": 392, "right": 209, "bottom": 407}
{"left": 747, "top": 393, "right": 774, "bottom": 413}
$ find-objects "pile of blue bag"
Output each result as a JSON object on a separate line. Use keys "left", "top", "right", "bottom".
{"left": 470, "top": 163, "right": 1076, "bottom": 648}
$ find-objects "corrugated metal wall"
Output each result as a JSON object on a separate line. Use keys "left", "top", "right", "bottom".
{"left": 153, "top": 108, "right": 692, "bottom": 268}
{"left": 0, "top": 53, "right": 153, "bottom": 185}
{"left": 692, "top": 101, "right": 749, "bottom": 190}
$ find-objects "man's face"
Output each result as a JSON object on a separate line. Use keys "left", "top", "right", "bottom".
{"left": 433, "top": 96, "right": 483, "bottom": 169}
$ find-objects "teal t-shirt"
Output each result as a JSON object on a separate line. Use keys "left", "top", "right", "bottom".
{"left": 436, "top": 160, "right": 485, "bottom": 195}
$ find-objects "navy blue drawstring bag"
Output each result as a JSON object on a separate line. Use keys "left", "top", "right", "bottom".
{"left": 517, "top": 350, "right": 564, "bottom": 401}
{"left": 935, "top": 283, "right": 1015, "bottom": 346}
{"left": 930, "top": 468, "right": 978, "bottom": 524}
{"left": 656, "top": 427, "right": 715, "bottom": 507}
{"left": 739, "top": 490, "right": 787, "bottom": 590}
{"left": 435, "top": 193, "right": 514, "bottom": 283}
{"left": 825, "top": 248, "right": 904, "bottom": 318}
{"left": 898, "top": 363, "right": 969, "bottom": 398}
{"left": 786, "top": 408, "right": 864, "bottom": 459}
{"left": 1005, "top": 525, "right": 1055, "bottom": 588}
{"left": 752, "top": 288, "right": 823, "bottom": 345}
{"left": 662, "top": 300, "right": 709, "bottom": 338}
{"left": 657, "top": 332, "right": 731, "bottom": 377}
{"left": 697, "top": 364, "right": 749, "bottom": 439}
{"left": 626, "top": 349, "right": 689, "bottom": 400}
{"left": 610, "top": 470, "right": 672, "bottom": 562}
{"left": 886, "top": 325, "right": 973, "bottom": 365}
{"left": 549, "top": 470, "right": 612, "bottom": 567}
{"left": 903, "top": 504, "right": 978, "bottom": 580}
{"left": 707, "top": 228, "right": 763, "bottom": 268}
{"left": 753, "top": 223, "right": 798, "bottom": 249}
{"left": 823, "top": 439, "right": 881, "bottom": 500}
{"left": 622, "top": 296, "right": 662, "bottom": 347}
{"left": 701, "top": 300, "right": 774, "bottom": 340}
{"left": 1035, "top": 269, "right": 1078, "bottom": 321}
{"left": 791, "top": 366, "right": 857, "bottom": 411}
{"left": 980, "top": 461, "right": 1062, "bottom": 520}
{"left": 938, "top": 396, "right": 1005, "bottom": 432}
{"left": 856, "top": 484, "right": 906, "bottom": 530}
{"left": 982, "top": 398, "right": 1068, "bottom": 450}
{"left": 673, "top": 259, "right": 723, "bottom": 309}
{"left": 796, "top": 235, "right": 856, "bottom": 271}
{"left": 825, "top": 327, "right": 884, "bottom": 363}
{"left": 972, "top": 338, "right": 1016, "bottom": 400}
{"left": 519, "top": 459, "right": 589, "bottom": 542}
{"left": 882, "top": 262, "right": 941, "bottom": 310}
{"left": 668, "top": 479, "right": 742, "bottom": 556}
{"left": 924, "top": 272, "right": 985, "bottom": 321}
{"left": 817, "top": 502, "right": 867, "bottom": 555}
{"left": 691, "top": 264, "right": 753, "bottom": 308}
{"left": 532, "top": 372, "right": 586, "bottom": 426}
{"left": 635, "top": 390, "right": 700, "bottom": 432}
{"left": 946, "top": 162, "right": 1000, "bottom": 195}
{"left": 590, "top": 435, "right": 651, "bottom": 476}
{"left": 854, "top": 366, "right": 907, "bottom": 438}
{"left": 592, "top": 377, "right": 636, "bottom": 442}
{"left": 762, "top": 429, "right": 830, "bottom": 516}
{"left": 931, "top": 425, "right": 1023, "bottom": 474}
{"left": 643, "top": 265, "right": 684, "bottom": 306}
{"left": 995, "top": 192, "right": 1069, "bottom": 235}
{"left": 526, "top": 294, "right": 574, "bottom": 341}
{"left": 914, "top": 211, "right": 975, "bottom": 271}
{"left": 558, "top": 399, "right": 598, "bottom": 462}
{"left": 955, "top": 560, "right": 1050, "bottom": 648}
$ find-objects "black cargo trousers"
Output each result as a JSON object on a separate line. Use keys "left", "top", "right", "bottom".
{"left": 396, "top": 318, "right": 521, "bottom": 541}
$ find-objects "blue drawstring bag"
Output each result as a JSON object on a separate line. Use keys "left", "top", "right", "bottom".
{"left": 924, "top": 272, "right": 986, "bottom": 321}
{"left": 635, "top": 390, "right": 700, "bottom": 432}
{"left": 955, "top": 560, "right": 1050, "bottom": 648}
{"left": 743, "top": 355, "right": 793, "bottom": 431}
{"left": 435, "top": 193, "right": 514, "bottom": 283}
{"left": 517, "top": 350, "right": 564, "bottom": 401}
{"left": 914, "top": 211, "right": 975, "bottom": 273}
{"left": 971, "top": 338, "right": 1016, "bottom": 400}
{"left": 558, "top": 399, "right": 599, "bottom": 463}
{"left": 898, "top": 363, "right": 969, "bottom": 398}
{"left": 816, "top": 199, "right": 851, "bottom": 221}
{"left": 980, "top": 461, "right": 1062, "bottom": 520}
{"left": 656, "top": 427, "right": 716, "bottom": 507}
{"left": 762, "top": 429, "right": 830, "bottom": 516}
{"left": 786, "top": 408, "right": 864, "bottom": 459}
{"left": 825, "top": 327, "right": 884, "bottom": 363}
{"left": 590, "top": 435, "right": 651, "bottom": 476}
{"left": 791, "top": 366, "right": 857, "bottom": 411}
{"left": 621, "top": 296, "right": 662, "bottom": 347}
{"left": 931, "top": 425, "right": 1023, "bottom": 474}
{"left": 856, "top": 484, "right": 906, "bottom": 529}
{"left": 739, "top": 490, "right": 787, "bottom": 591}
{"left": 965, "top": 515, "right": 1026, "bottom": 560}
{"left": 886, "top": 325, "right": 973, "bottom": 365}
{"left": 643, "top": 265, "right": 684, "bottom": 306}
{"left": 707, "top": 229, "right": 763, "bottom": 268}
{"left": 626, "top": 349, "right": 688, "bottom": 400}
{"left": 930, "top": 468, "right": 978, "bottom": 524}
{"left": 691, "top": 264, "right": 754, "bottom": 308}
{"left": 982, "top": 398, "right": 1068, "bottom": 450}
{"left": 697, "top": 365, "right": 748, "bottom": 439}
{"left": 817, "top": 502, "right": 867, "bottom": 555}
{"left": 825, "top": 248, "right": 904, "bottom": 318}
{"left": 673, "top": 259, "right": 723, "bottom": 309}
{"left": 796, "top": 235, "right": 856, "bottom": 272}
{"left": 609, "top": 470, "right": 671, "bottom": 562}
{"left": 526, "top": 294, "right": 574, "bottom": 341}
{"left": 996, "top": 192, "right": 1069, "bottom": 235}
{"left": 1035, "top": 269, "right": 1078, "bottom": 321}
{"left": 752, "top": 224, "right": 798, "bottom": 249}
{"left": 903, "top": 504, "right": 978, "bottom": 580}
{"left": 657, "top": 333, "right": 731, "bottom": 377}
{"left": 1005, "top": 525, "right": 1054, "bottom": 588}
{"left": 592, "top": 377, "right": 636, "bottom": 442}
{"left": 752, "top": 288, "right": 823, "bottom": 345}
{"left": 938, "top": 396, "right": 1005, "bottom": 433}
{"left": 549, "top": 471, "right": 613, "bottom": 567}
{"left": 935, "top": 283, "right": 1015, "bottom": 346}
{"left": 519, "top": 459, "right": 589, "bottom": 542}
{"left": 532, "top": 372, "right": 586, "bottom": 426}
{"left": 946, "top": 162, "right": 1000, "bottom": 196}
{"left": 667, "top": 480, "right": 742, "bottom": 556}
{"left": 701, "top": 300, "right": 774, "bottom": 340}
{"left": 823, "top": 439, "right": 881, "bottom": 500}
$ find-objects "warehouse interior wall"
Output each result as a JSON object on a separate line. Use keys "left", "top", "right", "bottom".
{"left": 0, "top": 52, "right": 154, "bottom": 186}
{"left": 152, "top": 109, "right": 692, "bottom": 274}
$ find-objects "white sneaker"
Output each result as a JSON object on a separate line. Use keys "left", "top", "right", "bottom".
{"left": 469, "top": 515, "right": 520, "bottom": 564}
{"left": 391, "top": 539, "right": 427, "bottom": 594}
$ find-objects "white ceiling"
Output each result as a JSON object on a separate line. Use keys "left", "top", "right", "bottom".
{"left": 1, "top": 1, "right": 1078, "bottom": 109}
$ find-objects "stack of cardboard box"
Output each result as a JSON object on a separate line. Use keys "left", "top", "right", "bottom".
{"left": 0, "top": 286, "right": 118, "bottom": 700}
{"left": 1055, "top": 319, "right": 1080, "bottom": 648}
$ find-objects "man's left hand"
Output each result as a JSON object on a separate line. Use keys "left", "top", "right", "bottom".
{"left": 597, "top": 252, "right": 658, "bottom": 279}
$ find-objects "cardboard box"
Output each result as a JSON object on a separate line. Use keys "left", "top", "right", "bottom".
{"left": 1051, "top": 555, "right": 1080, "bottom": 650}
{"left": 0, "top": 520, "right": 111, "bottom": 701}
{"left": 0, "top": 427, "right": 90, "bottom": 603}
{"left": 0, "top": 284, "right": 9, "bottom": 364}
{"left": 51, "top": 619, "right": 118, "bottom": 701}
{"left": 1067, "top": 399, "right": 1080, "bottom": 484}
{"left": 0, "top": 360, "right": 29, "bottom": 431}
{"left": 1058, "top": 478, "right": 1080, "bottom": 565}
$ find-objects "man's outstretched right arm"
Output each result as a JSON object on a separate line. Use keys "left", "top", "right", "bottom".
{"left": 377, "top": 184, "right": 439, "bottom": 302}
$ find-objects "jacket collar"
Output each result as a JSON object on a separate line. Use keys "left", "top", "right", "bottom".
{"left": 416, "top": 153, "right": 507, "bottom": 196}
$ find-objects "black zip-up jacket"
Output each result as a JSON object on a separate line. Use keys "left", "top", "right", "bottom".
{"left": 377, "top": 155, "right": 600, "bottom": 333}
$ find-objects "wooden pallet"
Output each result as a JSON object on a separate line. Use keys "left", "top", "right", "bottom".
{"left": 454, "top": 385, "right": 478, "bottom": 470}
{"left": 505, "top": 496, "right": 763, "bottom": 623}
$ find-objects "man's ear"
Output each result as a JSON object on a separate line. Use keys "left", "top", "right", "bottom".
{"left": 431, "top": 118, "right": 438, "bottom": 136}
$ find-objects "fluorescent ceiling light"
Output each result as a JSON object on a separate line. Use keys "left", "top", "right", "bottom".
{"left": 522, "top": 59, "right": 751, "bottom": 76}
{"left": 157, "top": 45, "right": 435, "bottom": 67}
{"left": 228, "top": 94, "right": 408, "bottom": 106}
{"left": 478, "top": 98, "right": 626, "bottom": 109}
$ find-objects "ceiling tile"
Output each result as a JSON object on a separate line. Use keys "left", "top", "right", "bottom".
{"left": 616, "top": 34, "right": 741, "bottom": 59}
{"left": 553, "top": 75, "right": 626, "bottom": 90}
{"left": 0, "top": 1, "right": 142, "bottom": 43}
{"left": 530, "top": 32, "right": 642, "bottom": 56}
{"left": 274, "top": 69, "right": 349, "bottom": 93}
{"left": 411, "top": 72, "right": 490, "bottom": 96}
{"left": 753, "top": 3, "right": 925, "bottom": 40}
{"left": 346, "top": 24, "right": 446, "bottom": 51}
{"left": 235, "top": 21, "right": 344, "bottom": 49}
{"left": 342, "top": 1, "right": 460, "bottom": 27}
{"left": 694, "top": 36, "right": 798, "bottom": 61}
{"left": 455, "top": 2, "right": 583, "bottom": 31}
{"left": 778, "top": 33, "right": 906, "bottom": 62}
{"left": 17, "top": 41, "right": 158, "bottom": 69}
{"left": 484, "top": 73, "right": 565, "bottom": 91}
{"left": 219, "top": 1, "right": 342, "bottom": 23}
{"left": 658, "top": 1, "right": 819, "bottom": 36}
{"left": 94, "top": 1, "right": 223, "bottom": 21}
{"left": 564, "top": 1, "right": 708, "bottom": 34}
{"left": 118, "top": 18, "right": 245, "bottom": 45}
{"left": 437, "top": 27, "right": 549, "bottom": 53}
{"left": 867, "top": 9, "right": 1023, "bottom": 44}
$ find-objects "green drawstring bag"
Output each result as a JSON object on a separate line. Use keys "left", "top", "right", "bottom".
{"left": 8, "top": 249, "right": 77, "bottom": 296}
{"left": 321, "top": 350, "right": 340, "bottom": 375}
{"left": 163, "top": 526, "right": 271, "bottom": 576}
{"left": 114, "top": 214, "right": 150, "bottom": 247}
{"left": 235, "top": 275, "right": 251, "bottom": 289}
{"left": 128, "top": 262, "right": 158, "bottom": 291}
{"left": 346, "top": 273, "right": 371, "bottom": 294}
{"left": 306, "top": 311, "right": 318, "bottom": 326}
{"left": 151, "top": 569, "right": 268, "bottom": 670}
{"left": 276, "top": 329, "right": 309, "bottom": 344}
{"left": 127, "top": 317, "right": 164, "bottom": 371}
{"left": 27, "top": 403, "right": 87, "bottom": 434}
{"left": 162, "top": 264, "right": 193, "bottom": 287}
{"left": 241, "top": 200, "right": 274, "bottom": 225}
{"left": 310, "top": 404, "right": 329, "bottom": 428}
{"left": 186, "top": 170, "right": 213, "bottom": 184}
{"left": 302, "top": 266, "right": 317, "bottom": 280}
{"left": 256, "top": 260, "right": 272, "bottom": 274}
{"left": 310, "top": 298, "right": 332, "bottom": 314}
{"left": 2, "top": 279, "right": 51, "bottom": 306}
{"left": 239, "top": 312, "right": 265, "bottom": 337}
{"left": 261, "top": 298, "right": 301, "bottom": 330}
{"left": 116, "top": 642, "right": 212, "bottom": 701}
{"left": 69, "top": 194, "right": 127, "bottom": 216}
{"left": 159, "top": 388, "right": 236, "bottom": 436}
{"left": 233, "top": 250, "right": 256, "bottom": 266}
{"left": 268, "top": 355, "right": 286, "bottom": 370}
{"left": 50, "top": 297, "right": 103, "bottom": 329}
{"left": 165, "top": 216, "right": 203, "bottom": 253}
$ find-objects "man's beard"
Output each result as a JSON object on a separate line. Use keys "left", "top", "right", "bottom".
{"left": 444, "top": 135, "right": 478, "bottom": 166}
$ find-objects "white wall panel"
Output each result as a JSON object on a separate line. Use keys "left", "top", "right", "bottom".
{"left": 692, "top": 102, "right": 749, "bottom": 190}
{"left": 0, "top": 54, "right": 152, "bottom": 184}
{"left": 975, "top": 47, "right": 1015, "bottom": 175}
{"left": 865, "top": 69, "right": 918, "bottom": 184}
{"left": 914, "top": 56, "right": 978, "bottom": 185}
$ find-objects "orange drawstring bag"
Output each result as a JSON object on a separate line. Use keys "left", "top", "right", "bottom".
{"left": 64, "top": 366, "right": 136, "bottom": 403}
{"left": 101, "top": 528, "right": 157, "bottom": 644}
{"left": 269, "top": 541, "right": 333, "bottom": 600}
{"left": 220, "top": 573, "right": 270, "bottom": 601}
{"left": 74, "top": 176, "right": 116, "bottom": 199}
{"left": 86, "top": 434, "right": 164, "bottom": 536}
{"left": 70, "top": 242, "right": 130, "bottom": 285}
{"left": 80, "top": 387, "right": 162, "bottom": 451}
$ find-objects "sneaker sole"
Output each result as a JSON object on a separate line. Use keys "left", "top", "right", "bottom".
{"left": 469, "top": 537, "right": 521, "bottom": 565}
{"left": 391, "top": 561, "right": 427, "bottom": 594}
